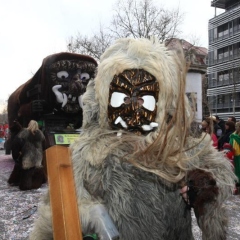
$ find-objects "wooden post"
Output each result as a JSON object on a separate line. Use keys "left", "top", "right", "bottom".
{"left": 45, "top": 145, "right": 82, "bottom": 240}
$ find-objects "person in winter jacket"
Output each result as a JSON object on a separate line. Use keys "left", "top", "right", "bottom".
{"left": 215, "top": 115, "right": 225, "bottom": 135}
{"left": 218, "top": 121, "right": 236, "bottom": 151}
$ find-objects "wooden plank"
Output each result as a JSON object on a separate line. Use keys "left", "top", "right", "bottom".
{"left": 45, "top": 145, "right": 82, "bottom": 240}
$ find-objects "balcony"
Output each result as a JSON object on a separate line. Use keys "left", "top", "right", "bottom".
{"left": 211, "top": 0, "right": 240, "bottom": 10}
{"left": 209, "top": 4, "right": 240, "bottom": 28}
{"left": 209, "top": 27, "right": 240, "bottom": 44}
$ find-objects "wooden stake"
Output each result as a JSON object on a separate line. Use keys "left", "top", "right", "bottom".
{"left": 45, "top": 145, "right": 82, "bottom": 240}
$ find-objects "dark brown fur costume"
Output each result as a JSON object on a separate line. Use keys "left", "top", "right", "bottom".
{"left": 7, "top": 53, "right": 97, "bottom": 191}
{"left": 8, "top": 164, "right": 47, "bottom": 191}
{"left": 8, "top": 128, "right": 46, "bottom": 190}
{"left": 7, "top": 52, "right": 97, "bottom": 149}
{"left": 185, "top": 169, "right": 219, "bottom": 216}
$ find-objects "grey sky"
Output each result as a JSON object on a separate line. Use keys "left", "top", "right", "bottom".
{"left": 0, "top": 0, "right": 223, "bottom": 102}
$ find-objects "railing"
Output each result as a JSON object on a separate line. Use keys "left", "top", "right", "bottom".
{"left": 208, "top": 76, "right": 240, "bottom": 88}
{"left": 209, "top": 27, "right": 240, "bottom": 43}
{"left": 208, "top": 100, "right": 240, "bottom": 110}
{"left": 209, "top": 2, "right": 240, "bottom": 21}
{"left": 208, "top": 53, "right": 240, "bottom": 66}
{"left": 207, "top": 58, "right": 240, "bottom": 74}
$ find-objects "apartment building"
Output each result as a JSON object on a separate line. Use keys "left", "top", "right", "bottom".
{"left": 207, "top": 0, "right": 240, "bottom": 120}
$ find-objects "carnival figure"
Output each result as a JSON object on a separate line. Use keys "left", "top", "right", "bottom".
{"left": 30, "top": 38, "right": 236, "bottom": 240}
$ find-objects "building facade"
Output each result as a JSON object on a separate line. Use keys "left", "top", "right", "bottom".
{"left": 207, "top": 0, "right": 240, "bottom": 120}
{"left": 166, "top": 38, "right": 207, "bottom": 122}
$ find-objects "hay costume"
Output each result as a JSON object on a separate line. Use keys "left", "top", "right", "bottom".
{"left": 30, "top": 38, "right": 236, "bottom": 240}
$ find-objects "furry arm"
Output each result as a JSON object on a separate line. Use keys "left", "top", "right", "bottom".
{"left": 185, "top": 135, "right": 237, "bottom": 240}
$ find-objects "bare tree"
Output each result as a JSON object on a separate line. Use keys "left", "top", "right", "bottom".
{"left": 67, "top": 24, "right": 113, "bottom": 60}
{"left": 111, "top": 0, "right": 183, "bottom": 41}
{"left": 67, "top": 0, "right": 184, "bottom": 60}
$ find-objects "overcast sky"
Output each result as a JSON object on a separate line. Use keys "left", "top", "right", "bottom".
{"left": 0, "top": 0, "right": 224, "bottom": 103}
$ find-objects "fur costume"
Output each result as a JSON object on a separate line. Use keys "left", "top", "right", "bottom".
{"left": 8, "top": 128, "right": 46, "bottom": 190}
{"left": 7, "top": 52, "right": 97, "bottom": 150}
{"left": 30, "top": 38, "right": 236, "bottom": 240}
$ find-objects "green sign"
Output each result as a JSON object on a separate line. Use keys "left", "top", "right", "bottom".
{"left": 54, "top": 134, "right": 79, "bottom": 145}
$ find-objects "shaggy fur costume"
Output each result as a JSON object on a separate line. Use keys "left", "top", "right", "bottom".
{"left": 7, "top": 52, "right": 97, "bottom": 150}
{"left": 30, "top": 38, "right": 236, "bottom": 240}
{"left": 8, "top": 128, "right": 46, "bottom": 190}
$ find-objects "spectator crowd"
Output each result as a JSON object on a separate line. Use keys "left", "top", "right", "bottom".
{"left": 0, "top": 122, "right": 9, "bottom": 139}
{"left": 201, "top": 115, "right": 240, "bottom": 194}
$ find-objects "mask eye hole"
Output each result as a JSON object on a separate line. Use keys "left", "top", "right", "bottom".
{"left": 142, "top": 95, "right": 156, "bottom": 111}
{"left": 81, "top": 73, "right": 90, "bottom": 85}
{"left": 124, "top": 97, "right": 131, "bottom": 104}
{"left": 57, "top": 71, "right": 69, "bottom": 79}
{"left": 110, "top": 92, "right": 128, "bottom": 107}
{"left": 81, "top": 73, "right": 90, "bottom": 81}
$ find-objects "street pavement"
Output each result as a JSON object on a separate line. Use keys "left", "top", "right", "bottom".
{"left": 0, "top": 149, "right": 240, "bottom": 239}
{"left": 0, "top": 150, "right": 47, "bottom": 240}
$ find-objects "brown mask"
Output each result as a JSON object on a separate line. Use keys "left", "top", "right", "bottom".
{"left": 50, "top": 60, "right": 96, "bottom": 113}
{"left": 108, "top": 69, "right": 159, "bottom": 134}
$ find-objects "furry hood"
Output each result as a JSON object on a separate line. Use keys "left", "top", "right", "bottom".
{"left": 76, "top": 38, "right": 199, "bottom": 182}
{"left": 83, "top": 38, "right": 192, "bottom": 133}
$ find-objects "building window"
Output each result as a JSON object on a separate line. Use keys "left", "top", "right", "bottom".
{"left": 223, "top": 49, "right": 229, "bottom": 59}
{"left": 229, "top": 45, "right": 233, "bottom": 57}
{"left": 218, "top": 46, "right": 231, "bottom": 62}
{"left": 237, "top": 92, "right": 240, "bottom": 102}
{"left": 218, "top": 23, "right": 228, "bottom": 39}
{"left": 218, "top": 71, "right": 230, "bottom": 85}
{"left": 209, "top": 29, "right": 214, "bottom": 43}
{"left": 218, "top": 72, "right": 223, "bottom": 82}
{"left": 229, "top": 21, "right": 233, "bottom": 34}
{"left": 218, "top": 95, "right": 225, "bottom": 104}
{"left": 218, "top": 48, "right": 223, "bottom": 60}
{"left": 224, "top": 72, "right": 229, "bottom": 81}
{"left": 233, "top": 18, "right": 240, "bottom": 32}
{"left": 230, "top": 70, "right": 233, "bottom": 79}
